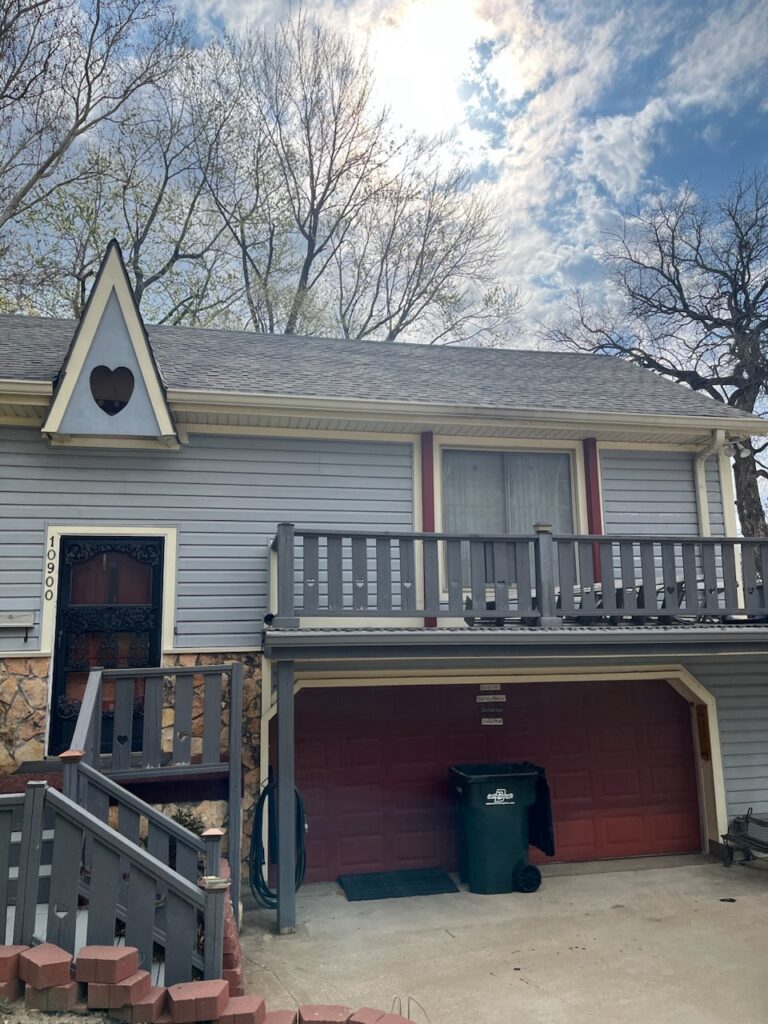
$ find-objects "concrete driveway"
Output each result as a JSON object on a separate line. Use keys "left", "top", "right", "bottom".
{"left": 239, "top": 856, "right": 768, "bottom": 1024}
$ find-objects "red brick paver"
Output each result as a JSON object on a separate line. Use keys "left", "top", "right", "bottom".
{"left": 76, "top": 946, "right": 140, "bottom": 984}
{"left": 18, "top": 944, "right": 73, "bottom": 989}
{"left": 111, "top": 970, "right": 152, "bottom": 1007}
{"left": 0, "top": 946, "right": 29, "bottom": 982}
{"left": 298, "top": 1007, "right": 352, "bottom": 1024}
{"left": 0, "top": 978, "right": 23, "bottom": 1004}
{"left": 25, "top": 980, "right": 82, "bottom": 1011}
{"left": 217, "top": 994, "right": 267, "bottom": 1024}
{"left": 168, "top": 979, "right": 230, "bottom": 1023}
{"left": 264, "top": 1013, "right": 298, "bottom": 1024}
{"left": 349, "top": 1011, "right": 386, "bottom": 1024}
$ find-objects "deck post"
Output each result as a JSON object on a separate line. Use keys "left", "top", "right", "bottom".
{"left": 227, "top": 661, "right": 244, "bottom": 921}
{"left": 533, "top": 523, "right": 562, "bottom": 627}
{"left": 274, "top": 524, "right": 300, "bottom": 628}
{"left": 202, "top": 875, "right": 229, "bottom": 979}
{"left": 59, "top": 749, "right": 85, "bottom": 801}
{"left": 276, "top": 659, "right": 297, "bottom": 934}
{"left": 14, "top": 781, "right": 47, "bottom": 945}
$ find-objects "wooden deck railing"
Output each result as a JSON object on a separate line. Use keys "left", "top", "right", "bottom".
{"left": 0, "top": 781, "right": 225, "bottom": 983}
{"left": 0, "top": 663, "right": 245, "bottom": 983}
{"left": 71, "top": 664, "right": 243, "bottom": 916}
{"left": 269, "top": 523, "right": 768, "bottom": 627}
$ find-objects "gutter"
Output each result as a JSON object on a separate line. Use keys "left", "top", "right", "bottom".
{"left": 164, "top": 388, "right": 768, "bottom": 437}
{"left": 695, "top": 429, "right": 726, "bottom": 536}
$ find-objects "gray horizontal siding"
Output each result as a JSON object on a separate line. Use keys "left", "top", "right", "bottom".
{"left": 600, "top": 449, "right": 700, "bottom": 534}
{"left": 0, "top": 428, "right": 413, "bottom": 649}
{"left": 686, "top": 657, "right": 768, "bottom": 819}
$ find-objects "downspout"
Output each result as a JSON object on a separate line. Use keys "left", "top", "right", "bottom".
{"left": 694, "top": 429, "right": 726, "bottom": 537}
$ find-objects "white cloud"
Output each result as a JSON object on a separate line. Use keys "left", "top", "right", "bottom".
{"left": 574, "top": 98, "right": 673, "bottom": 200}
{"left": 666, "top": 0, "right": 768, "bottom": 112}
{"left": 176, "top": 0, "right": 768, "bottom": 333}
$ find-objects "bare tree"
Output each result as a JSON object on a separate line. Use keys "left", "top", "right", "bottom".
{"left": 0, "top": 0, "right": 183, "bottom": 233}
{"left": 202, "top": 13, "right": 514, "bottom": 342}
{"left": 545, "top": 168, "right": 768, "bottom": 535}
{"left": 1, "top": 59, "right": 237, "bottom": 325}
{"left": 333, "top": 144, "right": 519, "bottom": 343}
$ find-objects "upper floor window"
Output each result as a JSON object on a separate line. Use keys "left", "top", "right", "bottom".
{"left": 442, "top": 449, "right": 574, "bottom": 535}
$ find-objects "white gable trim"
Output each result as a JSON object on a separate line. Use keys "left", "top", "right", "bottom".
{"left": 41, "top": 241, "right": 177, "bottom": 442}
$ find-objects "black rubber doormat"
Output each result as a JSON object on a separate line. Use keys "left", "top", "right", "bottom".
{"left": 337, "top": 867, "right": 459, "bottom": 902}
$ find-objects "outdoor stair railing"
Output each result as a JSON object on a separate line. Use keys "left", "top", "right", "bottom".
{"left": 269, "top": 522, "right": 768, "bottom": 627}
{"left": 0, "top": 663, "right": 244, "bottom": 985}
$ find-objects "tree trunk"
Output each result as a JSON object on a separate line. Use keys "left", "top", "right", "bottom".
{"left": 732, "top": 450, "right": 768, "bottom": 537}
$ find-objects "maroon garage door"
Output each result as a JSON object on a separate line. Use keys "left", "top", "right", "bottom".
{"left": 274, "top": 679, "right": 702, "bottom": 883}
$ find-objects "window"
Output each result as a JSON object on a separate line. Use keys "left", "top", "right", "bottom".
{"left": 443, "top": 449, "right": 574, "bottom": 535}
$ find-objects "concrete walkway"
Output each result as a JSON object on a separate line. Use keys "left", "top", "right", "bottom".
{"left": 239, "top": 856, "right": 768, "bottom": 1024}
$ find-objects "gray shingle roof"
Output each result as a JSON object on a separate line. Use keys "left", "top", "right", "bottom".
{"left": 0, "top": 312, "right": 757, "bottom": 422}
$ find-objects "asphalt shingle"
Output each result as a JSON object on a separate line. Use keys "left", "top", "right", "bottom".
{"left": 0, "top": 312, "right": 755, "bottom": 422}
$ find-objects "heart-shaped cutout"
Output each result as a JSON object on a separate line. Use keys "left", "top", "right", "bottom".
{"left": 90, "top": 365, "right": 134, "bottom": 416}
{"left": 116, "top": 733, "right": 129, "bottom": 746}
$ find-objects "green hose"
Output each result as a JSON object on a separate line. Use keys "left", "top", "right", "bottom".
{"left": 249, "top": 779, "right": 307, "bottom": 909}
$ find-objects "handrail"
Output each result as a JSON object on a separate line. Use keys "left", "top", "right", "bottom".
{"left": 77, "top": 761, "right": 207, "bottom": 853}
{"left": 46, "top": 786, "right": 205, "bottom": 906}
{"left": 70, "top": 668, "right": 103, "bottom": 759}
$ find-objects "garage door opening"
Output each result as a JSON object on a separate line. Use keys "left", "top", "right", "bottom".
{"left": 269, "top": 678, "right": 702, "bottom": 884}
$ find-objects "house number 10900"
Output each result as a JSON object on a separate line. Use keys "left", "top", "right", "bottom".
{"left": 44, "top": 536, "right": 57, "bottom": 600}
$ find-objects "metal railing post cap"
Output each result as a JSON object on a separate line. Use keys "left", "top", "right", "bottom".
{"left": 201, "top": 875, "right": 231, "bottom": 892}
{"left": 533, "top": 522, "right": 553, "bottom": 534}
{"left": 59, "top": 749, "right": 85, "bottom": 763}
{"left": 202, "top": 828, "right": 225, "bottom": 838}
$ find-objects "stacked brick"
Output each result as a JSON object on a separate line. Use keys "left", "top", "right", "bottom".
{"left": 219, "top": 859, "right": 245, "bottom": 998}
{"left": 0, "top": 940, "right": 408, "bottom": 1024}
{"left": 0, "top": 943, "right": 266, "bottom": 1024}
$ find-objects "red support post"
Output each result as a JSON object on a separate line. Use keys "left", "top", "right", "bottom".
{"left": 582, "top": 437, "right": 603, "bottom": 581}
{"left": 421, "top": 432, "right": 437, "bottom": 627}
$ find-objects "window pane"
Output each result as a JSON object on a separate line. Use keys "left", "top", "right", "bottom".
{"left": 443, "top": 450, "right": 506, "bottom": 533}
{"left": 506, "top": 452, "right": 573, "bottom": 533}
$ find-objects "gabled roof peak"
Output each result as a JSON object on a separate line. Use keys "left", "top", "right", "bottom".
{"left": 40, "top": 243, "right": 177, "bottom": 448}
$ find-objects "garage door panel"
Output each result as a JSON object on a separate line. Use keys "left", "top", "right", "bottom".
{"left": 594, "top": 723, "right": 639, "bottom": 755}
{"left": 647, "top": 720, "right": 689, "bottom": 752}
{"left": 550, "top": 770, "right": 594, "bottom": 801}
{"left": 600, "top": 768, "right": 642, "bottom": 798}
{"left": 649, "top": 764, "right": 694, "bottom": 795}
{"left": 284, "top": 679, "right": 701, "bottom": 881}
{"left": 337, "top": 834, "right": 386, "bottom": 872}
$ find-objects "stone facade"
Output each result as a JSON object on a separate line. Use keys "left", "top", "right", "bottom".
{"left": 0, "top": 656, "right": 50, "bottom": 771}
{"left": 162, "top": 651, "right": 262, "bottom": 872}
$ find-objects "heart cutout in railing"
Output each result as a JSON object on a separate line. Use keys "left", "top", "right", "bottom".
{"left": 90, "top": 364, "right": 134, "bottom": 416}
{"left": 116, "top": 733, "right": 129, "bottom": 746}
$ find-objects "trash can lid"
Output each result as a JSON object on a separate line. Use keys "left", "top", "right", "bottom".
{"left": 450, "top": 762, "right": 541, "bottom": 781}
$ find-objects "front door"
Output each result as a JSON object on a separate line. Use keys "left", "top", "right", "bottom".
{"left": 50, "top": 536, "right": 164, "bottom": 755}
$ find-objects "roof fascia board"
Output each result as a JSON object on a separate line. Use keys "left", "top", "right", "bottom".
{"left": 165, "top": 387, "right": 768, "bottom": 437}
{"left": 41, "top": 241, "right": 177, "bottom": 440}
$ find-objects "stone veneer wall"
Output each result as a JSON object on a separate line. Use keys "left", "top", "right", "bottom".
{"left": 0, "top": 656, "right": 50, "bottom": 772}
{"left": 162, "top": 652, "right": 262, "bottom": 874}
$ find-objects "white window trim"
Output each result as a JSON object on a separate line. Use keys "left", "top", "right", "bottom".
{"left": 434, "top": 436, "right": 588, "bottom": 536}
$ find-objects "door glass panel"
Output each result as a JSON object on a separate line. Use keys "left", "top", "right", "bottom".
{"left": 506, "top": 452, "right": 574, "bottom": 534}
{"left": 69, "top": 552, "right": 152, "bottom": 605}
{"left": 443, "top": 450, "right": 506, "bottom": 533}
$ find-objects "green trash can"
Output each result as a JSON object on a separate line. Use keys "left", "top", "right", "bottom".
{"left": 450, "top": 763, "right": 543, "bottom": 894}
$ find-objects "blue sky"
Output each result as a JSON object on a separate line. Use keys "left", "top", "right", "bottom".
{"left": 181, "top": 0, "right": 768, "bottom": 328}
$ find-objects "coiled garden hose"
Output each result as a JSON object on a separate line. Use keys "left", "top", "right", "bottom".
{"left": 249, "top": 779, "right": 307, "bottom": 909}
